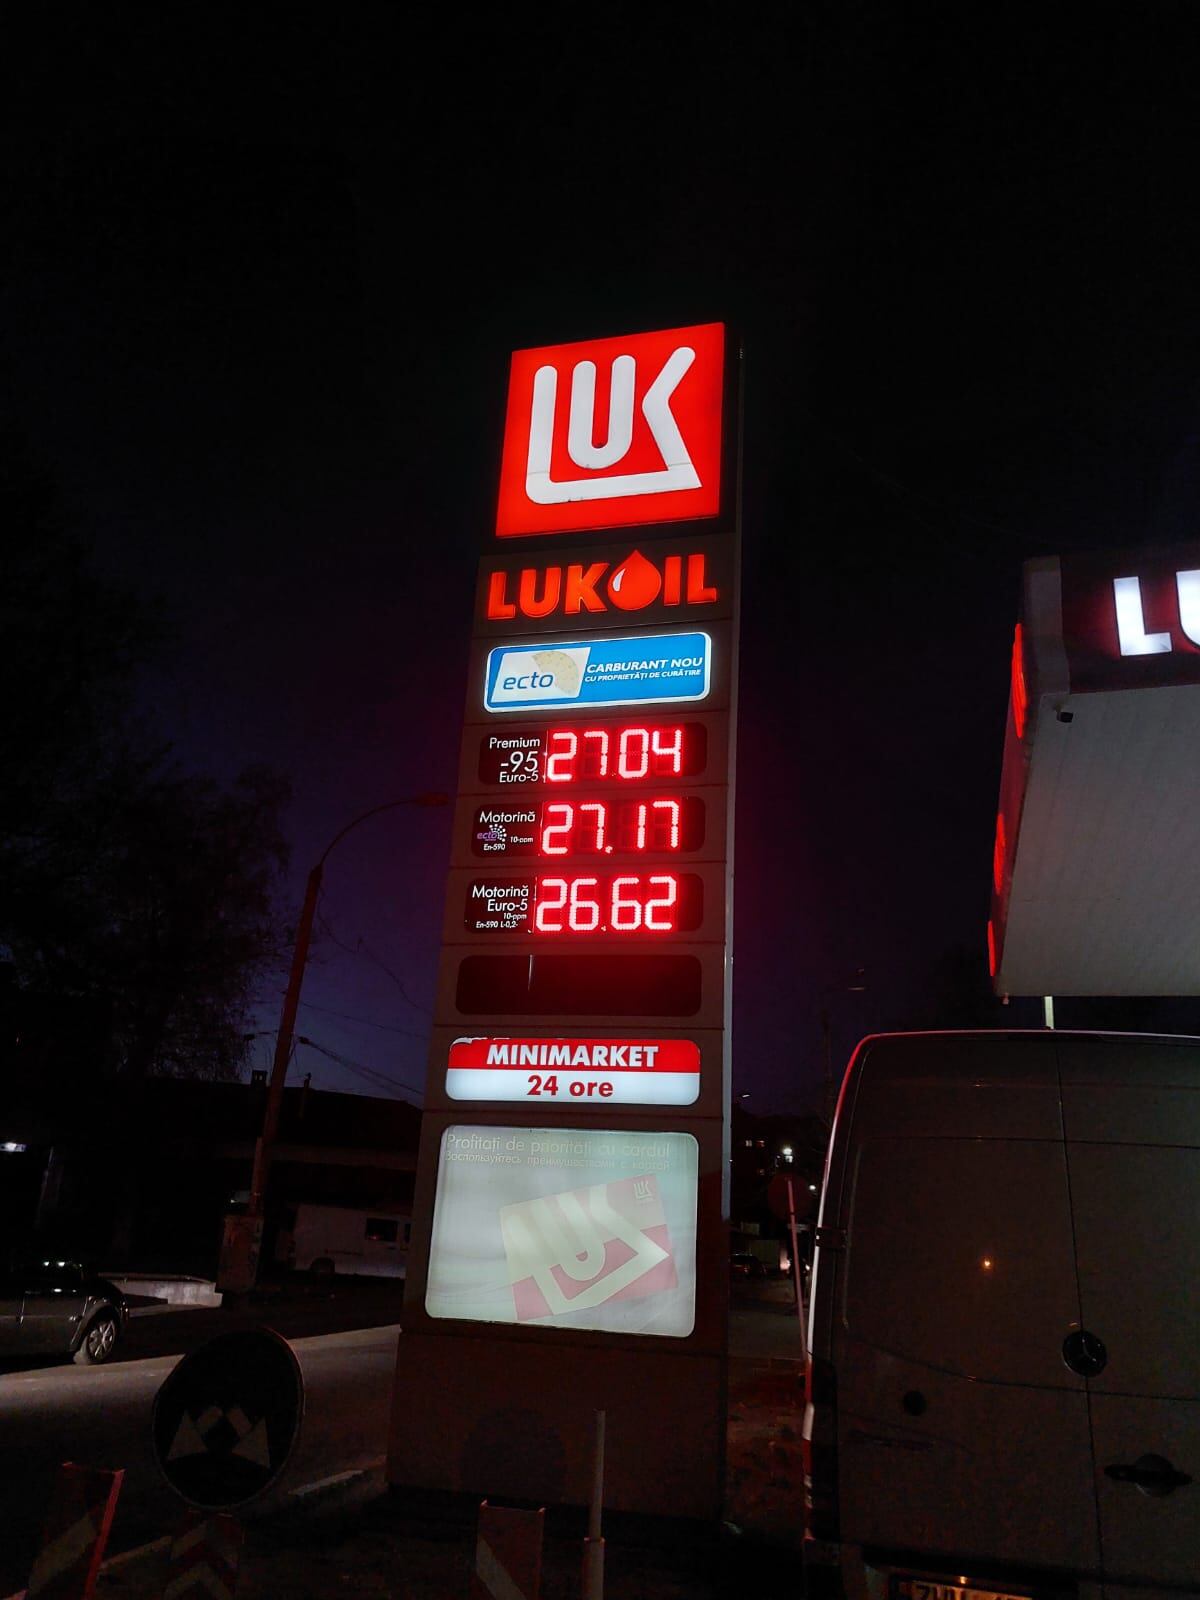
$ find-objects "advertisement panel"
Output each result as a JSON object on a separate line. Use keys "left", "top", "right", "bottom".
{"left": 425, "top": 1125, "right": 699, "bottom": 1337}
{"left": 484, "top": 630, "right": 712, "bottom": 713}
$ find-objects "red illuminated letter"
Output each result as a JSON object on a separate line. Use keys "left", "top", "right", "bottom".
{"left": 486, "top": 571, "right": 516, "bottom": 620}
{"left": 517, "top": 566, "right": 562, "bottom": 618}
{"left": 686, "top": 553, "right": 718, "bottom": 604}
{"left": 565, "top": 563, "right": 608, "bottom": 613}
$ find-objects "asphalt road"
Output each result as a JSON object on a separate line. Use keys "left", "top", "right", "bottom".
{"left": 0, "top": 1321, "right": 401, "bottom": 1597}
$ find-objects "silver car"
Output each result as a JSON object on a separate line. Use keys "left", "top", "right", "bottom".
{"left": 0, "top": 1256, "right": 129, "bottom": 1365}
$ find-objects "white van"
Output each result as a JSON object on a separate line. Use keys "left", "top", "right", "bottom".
{"left": 804, "top": 1030, "right": 1200, "bottom": 1600}
{"left": 282, "top": 1204, "right": 411, "bottom": 1280}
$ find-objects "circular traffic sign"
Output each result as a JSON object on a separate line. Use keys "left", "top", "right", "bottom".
{"left": 152, "top": 1327, "right": 304, "bottom": 1510}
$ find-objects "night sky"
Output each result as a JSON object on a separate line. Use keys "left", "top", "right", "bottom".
{"left": 7, "top": 9, "right": 1200, "bottom": 1111}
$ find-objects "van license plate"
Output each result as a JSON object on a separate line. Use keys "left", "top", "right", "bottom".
{"left": 893, "top": 1580, "right": 1031, "bottom": 1600}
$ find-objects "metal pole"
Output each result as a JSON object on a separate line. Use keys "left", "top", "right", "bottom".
{"left": 786, "top": 1177, "right": 809, "bottom": 1363}
{"left": 247, "top": 861, "right": 323, "bottom": 1219}
{"left": 582, "top": 1410, "right": 606, "bottom": 1600}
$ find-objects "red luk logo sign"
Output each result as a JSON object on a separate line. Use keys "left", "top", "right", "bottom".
{"left": 496, "top": 323, "right": 725, "bottom": 538}
{"left": 485, "top": 547, "right": 718, "bottom": 620}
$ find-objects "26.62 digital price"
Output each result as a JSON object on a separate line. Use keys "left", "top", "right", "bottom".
{"left": 464, "top": 873, "right": 703, "bottom": 935}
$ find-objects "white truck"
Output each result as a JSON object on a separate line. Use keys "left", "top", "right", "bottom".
{"left": 279, "top": 1204, "right": 411, "bottom": 1280}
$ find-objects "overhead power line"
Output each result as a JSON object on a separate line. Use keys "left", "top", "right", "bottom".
{"left": 295, "top": 1033, "right": 424, "bottom": 1102}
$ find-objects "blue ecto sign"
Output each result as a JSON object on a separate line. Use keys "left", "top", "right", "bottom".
{"left": 484, "top": 631, "right": 712, "bottom": 713}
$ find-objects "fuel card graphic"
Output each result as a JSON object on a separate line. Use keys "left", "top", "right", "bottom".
{"left": 425, "top": 1125, "right": 698, "bottom": 1337}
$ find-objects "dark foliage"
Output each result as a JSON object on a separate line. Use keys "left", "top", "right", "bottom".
{"left": 1, "top": 420, "right": 290, "bottom": 1085}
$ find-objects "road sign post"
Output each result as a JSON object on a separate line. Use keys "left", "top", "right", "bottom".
{"left": 152, "top": 1328, "right": 303, "bottom": 1511}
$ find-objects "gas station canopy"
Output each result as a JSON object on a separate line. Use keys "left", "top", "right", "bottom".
{"left": 992, "top": 541, "right": 1200, "bottom": 997}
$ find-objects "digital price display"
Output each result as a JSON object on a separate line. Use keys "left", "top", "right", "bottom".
{"left": 472, "top": 796, "right": 705, "bottom": 859}
{"left": 478, "top": 722, "right": 708, "bottom": 787}
{"left": 465, "top": 872, "right": 703, "bottom": 935}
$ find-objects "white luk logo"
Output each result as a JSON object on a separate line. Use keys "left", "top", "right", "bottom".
{"left": 501, "top": 1182, "right": 668, "bottom": 1315}
{"left": 1114, "top": 570, "right": 1200, "bottom": 655}
{"left": 526, "top": 345, "right": 701, "bottom": 505}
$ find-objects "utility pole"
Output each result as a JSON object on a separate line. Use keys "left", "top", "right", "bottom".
{"left": 217, "top": 792, "right": 448, "bottom": 1298}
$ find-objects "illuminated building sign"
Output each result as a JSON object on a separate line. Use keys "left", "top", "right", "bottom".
{"left": 425, "top": 1125, "right": 699, "bottom": 1336}
{"left": 484, "top": 548, "right": 719, "bottom": 622}
{"left": 991, "top": 540, "right": 1200, "bottom": 998}
{"left": 484, "top": 631, "right": 711, "bottom": 712}
{"left": 446, "top": 1037, "right": 701, "bottom": 1105}
{"left": 495, "top": 324, "right": 725, "bottom": 538}
{"left": 1059, "top": 542, "right": 1200, "bottom": 692}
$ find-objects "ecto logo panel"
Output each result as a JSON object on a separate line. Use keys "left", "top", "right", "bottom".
{"left": 496, "top": 324, "right": 725, "bottom": 537}
{"left": 484, "top": 631, "right": 712, "bottom": 712}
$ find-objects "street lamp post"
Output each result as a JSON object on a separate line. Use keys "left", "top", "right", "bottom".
{"left": 217, "top": 792, "right": 447, "bottom": 1298}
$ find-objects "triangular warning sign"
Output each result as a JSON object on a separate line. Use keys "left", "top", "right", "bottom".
{"left": 231, "top": 1417, "right": 270, "bottom": 1470}
{"left": 167, "top": 1412, "right": 209, "bottom": 1460}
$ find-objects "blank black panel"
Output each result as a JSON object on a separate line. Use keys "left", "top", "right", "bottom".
{"left": 455, "top": 954, "right": 703, "bottom": 1016}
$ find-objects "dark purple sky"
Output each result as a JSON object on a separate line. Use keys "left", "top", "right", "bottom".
{"left": 6, "top": 10, "right": 1200, "bottom": 1109}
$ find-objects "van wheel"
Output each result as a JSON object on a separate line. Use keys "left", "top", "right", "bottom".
{"left": 310, "top": 1258, "right": 335, "bottom": 1282}
{"left": 75, "top": 1312, "right": 120, "bottom": 1365}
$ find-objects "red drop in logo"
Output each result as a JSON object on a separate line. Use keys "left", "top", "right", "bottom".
{"left": 607, "top": 550, "right": 662, "bottom": 611}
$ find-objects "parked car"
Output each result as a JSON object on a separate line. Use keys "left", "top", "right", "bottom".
{"left": 804, "top": 1029, "right": 1200, "bottom": 1600}
{"left": 0, "top": 1255, "right": 129, "bottom": 1365}
{"left": 277, "top": 1204, "right": 411, "bottom": 1280}
{"left": 731, "top": 1251, "right": 767, "bottom": 1279}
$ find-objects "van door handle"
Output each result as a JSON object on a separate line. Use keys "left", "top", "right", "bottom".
{"left": 1105, "top": 1454, "right": 1192, "bottom": 1496}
